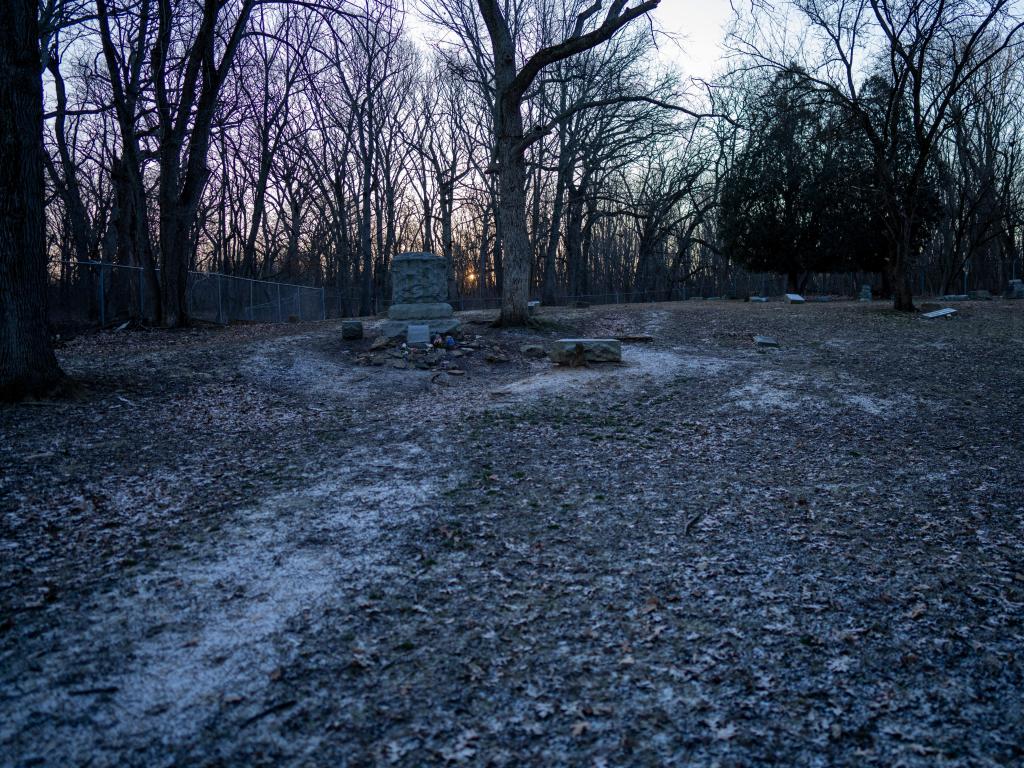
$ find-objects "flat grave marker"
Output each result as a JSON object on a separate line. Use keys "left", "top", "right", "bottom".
{"left": 407, "top": 324, "right": 431, "bottom": 345}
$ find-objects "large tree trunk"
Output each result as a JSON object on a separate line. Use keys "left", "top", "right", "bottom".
{"left": 439, "top": 182, "right": 456, "bottom": 300}
{"left": 159, "top": 159, "right": 191, "bottom": 328}
{"left": 494, "top": 100, "right": 531, "bottom": 325}
{"left": 542, "top": 154, "right": 569, "bottom": 305}
{"left": 358, "top": 121, "right": 374, "bottom": 316}
{"left": 891, "top": 220, "right": 916, "bottom": 312}
{"left": 0, "top": 0, "right": 64, "bottom": 399}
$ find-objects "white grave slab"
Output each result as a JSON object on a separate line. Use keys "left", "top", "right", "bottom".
{"left": 785, "top": 294, "right": 805, "bottom": 304}
{"left": 922, "top": 308, "right": 957, "bottom": 319}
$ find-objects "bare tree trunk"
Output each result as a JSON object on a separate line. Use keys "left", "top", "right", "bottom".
{"left": 892, "top": 221, "right": 916, "bottom": 311}
{"left": 493, "top": 92, "right": 531, "bottom": 324}
{"left": 542, "top": 153, "right": 569, "bottom": 304}
{"left": 0, "top": 0, "right": 64, "bottom": 399}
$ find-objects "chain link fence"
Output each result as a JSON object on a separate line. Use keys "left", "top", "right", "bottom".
{"left": 49, "top": 261, "right": 326, "bottom": 328}
{"left": 49, "top": 261, "right": 900, "bottom": 330}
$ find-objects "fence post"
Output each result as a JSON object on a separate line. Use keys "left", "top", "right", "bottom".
{"left": 138, "top": 267, "right": 145, "bottom": 320}
{"left": 276, "top": 282, "right": 282, "bottom": 323}
{"left": 98, "top": 263, "right": 106, "bottom": 327}
{"left": 321, "top": 287, "right": 326, "bottom": 320}
{"left": 249, "top": 279, "right": 254, "bottom": 321}
{"left": 217, "top": 273, "right": 224, "bottom": 324}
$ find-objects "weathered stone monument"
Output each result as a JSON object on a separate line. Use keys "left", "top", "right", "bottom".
{"left": 859, "top": 285, "right": 872, "bottom": 302}
{"left": 383, "top": 252, "right": 459, "bottom": 339}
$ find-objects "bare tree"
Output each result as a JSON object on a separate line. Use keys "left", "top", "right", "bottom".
{"left": 732, "top": 0, "right": 1024, "bottom": 310}
{"left": 1, "top": 0, "right": 64, "bottom": 399}
{"left": 473, "top": 0, "right": 660, "bottom": 323}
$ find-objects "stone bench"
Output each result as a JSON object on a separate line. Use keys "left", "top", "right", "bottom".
{"left": 549, "top": 338, "right": 622, "bottom": 365}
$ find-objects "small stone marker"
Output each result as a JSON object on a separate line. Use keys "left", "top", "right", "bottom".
{"left": 859, "top": 285, "right": 872, "bottom": 302}
{"left": 785, "top": 294, "right": 805, "bottom": 304}
{"left": 923, "top": 308, "right": 957, "bottom": 319}
{"left": 550, "top": 338, "right": 622, "bottom": 365}
{"left": 407, "top": 324, "right": 430, "bottom": 345}
{"left": 968, "top": 289, "right": 992, "bottom": 300}
{"left": 527, "top": 300, "right": 541, "bottom": 314}
{"left": 1007, "top": 279, "right": 1024, "bottom": 299}
{"left": 753, "top": 335, "right": 779, "bottom": 348}
{"left": 750, "top": 296, "right": 769, "bottom": 303}
{"left": 341, "top": 320, "right": 363, "bottom": 340}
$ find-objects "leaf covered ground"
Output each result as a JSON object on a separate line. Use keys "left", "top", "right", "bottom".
{"left": 2, "top": 299, "right": 1023, "bottom": 766}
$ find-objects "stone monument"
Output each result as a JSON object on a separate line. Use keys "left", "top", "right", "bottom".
{"left": 383, "top": 252, "right": 459, "bottom": 339}
{"left": 859, "top": 285, "right": 872, "bottom": 302}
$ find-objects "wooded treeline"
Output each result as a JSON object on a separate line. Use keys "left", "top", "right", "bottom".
{"left": 28, "top": 0, "right": 1024, "bottom": 326}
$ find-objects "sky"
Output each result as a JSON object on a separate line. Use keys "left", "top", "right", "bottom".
{"left": 409, "top": 0, "right": 737, "bottom": 81}
{"left": 650, "top": 0, "right": 734, "bottom": 80}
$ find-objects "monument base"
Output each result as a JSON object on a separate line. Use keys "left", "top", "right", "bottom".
{"left": 381, "top": 317, "right": 461, "bottom": 339}
{"left": 388, "top": 302, "right": 455, "bottom": 320}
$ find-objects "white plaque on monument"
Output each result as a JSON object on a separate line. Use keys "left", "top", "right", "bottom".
{"left": 407, "top": 324, "right": 430, "bottom": 345}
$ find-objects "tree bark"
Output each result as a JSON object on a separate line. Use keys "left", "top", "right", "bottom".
{"left": 493, "top": 99, "right": 531, "bottom": 324}
{"left": 0, "top": 0, "right": 64, "bottom": 399}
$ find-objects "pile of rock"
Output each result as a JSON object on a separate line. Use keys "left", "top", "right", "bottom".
{"left": 355, "top": 335, "right": 519, "bottom": 372}
{"left": 356, "top": 343, "right": 465, "bottom": 372}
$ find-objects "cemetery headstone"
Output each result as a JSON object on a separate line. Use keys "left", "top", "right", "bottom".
{"left": 1006, "top": 279, "right": 1024, "bottom": 299}
{"left": 785, "top": 294, "right": 805, "bottom": 304}
{"left": 859, "top": 285, "right": 872, "bottom": 302}
{"left": 383, "top": 252, "right": 459, "bottom": 339}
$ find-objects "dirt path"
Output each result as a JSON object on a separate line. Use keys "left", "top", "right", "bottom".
{"left": 2, "top": 301, "right": 1023, "bottom": 766}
